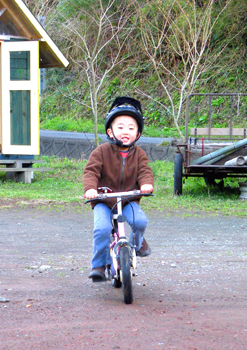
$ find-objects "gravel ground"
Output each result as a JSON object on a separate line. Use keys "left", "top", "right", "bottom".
{"left": 1, "top": 203, "right": 247, "bottom": 350}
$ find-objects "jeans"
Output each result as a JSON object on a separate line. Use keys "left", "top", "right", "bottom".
{"left": 91, "top": 202, "right": 148, "bottom": 269}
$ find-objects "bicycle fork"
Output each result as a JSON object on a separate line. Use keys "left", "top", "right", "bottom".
{"left": 110, "top": 197, "right": 137, "bottom": 281}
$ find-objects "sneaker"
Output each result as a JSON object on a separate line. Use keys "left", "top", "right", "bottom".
{"left": 136, "top": 238, "right": 151, "bottom": 257}
{"left": 88, "top": 266, "right": 107, "bottom": 282}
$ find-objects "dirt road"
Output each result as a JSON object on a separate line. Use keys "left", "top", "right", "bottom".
{"left": 1, "top": 203, "right": 247, "bottom": 350}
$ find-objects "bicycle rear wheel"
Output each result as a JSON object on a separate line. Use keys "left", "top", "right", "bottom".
{"left": 119, "top": 246, "right": 133, "bottom": 304}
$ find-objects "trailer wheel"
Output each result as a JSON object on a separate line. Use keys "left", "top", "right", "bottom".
{"left": 174, "top": 152, "right": 183, "bottom": 195}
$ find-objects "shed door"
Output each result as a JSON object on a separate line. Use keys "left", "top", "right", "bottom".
{"left": 1, "top": 41, "right": 39, "bottom": 155}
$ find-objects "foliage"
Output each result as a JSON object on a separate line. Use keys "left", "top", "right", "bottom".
{"left": 23, "top": 0, "right": 58, "bottom": 19}
{"left": 133, "top": 0, "right": 242, "bottom": 139}
{"left": 23, "top": 0, "right": 247, "bottom": 138}
{"left": 186, "top": 94, "right": 247, "bottom": 129}
{"left": 41, "top": 116, "right": 106, "bottom": 133}
{"left": 44, "top": 0, "right": 136, "bottom": 146}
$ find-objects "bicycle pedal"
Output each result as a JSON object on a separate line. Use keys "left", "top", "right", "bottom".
{"left": 92, "top": 276, "right": 107, "bottom": 283}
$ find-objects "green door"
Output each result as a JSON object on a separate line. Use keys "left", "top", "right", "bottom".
{"left": 1, "top": 41, "right": 39, "bottom": 155}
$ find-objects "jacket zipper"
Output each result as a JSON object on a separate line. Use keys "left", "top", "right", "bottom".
{"left": 119, "top": 147, "right": 135, "bottom": 191}
{"left": 120, "top": 157, "right": 125, "bottom": 191}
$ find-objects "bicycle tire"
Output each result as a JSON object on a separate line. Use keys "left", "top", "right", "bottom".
{"left": 119, "top": 246, "right": 133, "bottom": 304}
{"left": 174, "top": 152, "right": 183, "bottom": 195}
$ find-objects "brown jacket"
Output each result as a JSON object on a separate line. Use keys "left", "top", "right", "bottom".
{"left": 83, "top": 143, "right": 154, "bottom": 208}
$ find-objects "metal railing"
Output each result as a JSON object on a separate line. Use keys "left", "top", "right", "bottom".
{"left": 186, "top": 93, "right": 247, "bottom": 142}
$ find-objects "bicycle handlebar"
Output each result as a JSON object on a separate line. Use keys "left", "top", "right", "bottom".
{"left": 84, "top": 190, "right": 153, "bottom": 204}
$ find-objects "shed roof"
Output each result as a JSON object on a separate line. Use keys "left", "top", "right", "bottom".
{"left": 0, "top": 0, "right": 69, "bottom": 68}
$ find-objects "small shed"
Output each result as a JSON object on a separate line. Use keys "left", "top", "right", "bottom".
{"left": 0, "top": 0, "right": 69, "bottom": 157}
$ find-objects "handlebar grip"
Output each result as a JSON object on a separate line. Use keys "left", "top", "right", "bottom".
{"left": 84, "top": 198, "right": 102, "bottom": 204}
{"left": 84, "top": 192, "right": 153, "bottom": 204}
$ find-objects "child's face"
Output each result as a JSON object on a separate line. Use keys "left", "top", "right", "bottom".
{"left": 107, "top": 115, "right": 139, "bottom": 147}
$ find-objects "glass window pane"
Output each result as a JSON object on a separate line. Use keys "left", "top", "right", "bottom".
{"left": 10, "top": 91, "right": 31, "bottom": 145}
{"left": 10, "top": 51, "right": 30, "bottom": 81}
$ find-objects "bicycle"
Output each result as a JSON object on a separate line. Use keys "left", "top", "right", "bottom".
{"left": 84, "top": 187, "right": 153, "bottom": 304}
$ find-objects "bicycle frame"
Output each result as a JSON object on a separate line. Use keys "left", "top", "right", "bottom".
{"left": 93, "top": 189, "right": 143, "bottom": 277}
{"left": 84, "top": 188, "right": 153, "bottom": 304}
{"left": 109, "top": 194, "right": 137, "bottom": 281}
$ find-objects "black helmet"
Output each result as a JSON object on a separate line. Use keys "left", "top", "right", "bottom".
{"left": 105, "top": 96, "right": 144, "bottom": 134}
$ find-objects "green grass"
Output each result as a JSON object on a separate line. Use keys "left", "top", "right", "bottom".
{"left": 0, "top": 156, "right": 85, "bottom": 207}
{"left": 40, "top": 115, "right": 181, "bottom": 139}
{"left": 41, "top": 116, "right": 105, "bottom": 134}
{"left": 0, "top": 156, "right": 246, "bottom": 216}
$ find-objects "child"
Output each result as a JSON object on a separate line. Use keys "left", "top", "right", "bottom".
{"left": 83, "top": 96, "right": 154, "bottom": 281}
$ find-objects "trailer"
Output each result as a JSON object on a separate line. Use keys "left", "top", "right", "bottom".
{"left": 174, "top": 93, "right": 247, "bottom": 195}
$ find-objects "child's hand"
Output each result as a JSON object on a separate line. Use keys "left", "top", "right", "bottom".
{"left": 84, "top": 189, "right": 98, "bottom": 199}
{"left": 140, "top": 184, "right": 153, "bottom": 193}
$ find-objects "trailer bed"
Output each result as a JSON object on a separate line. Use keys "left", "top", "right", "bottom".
{"left": 174, "top": 93, "right": 247, "bottom": 194}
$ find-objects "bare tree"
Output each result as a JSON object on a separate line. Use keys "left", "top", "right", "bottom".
{"left": 135, "top": 0, "right": 238, "bottom": 140}
{"left": 23, "top": 0, "right": 58, "bottom": 19}
{"left": 48, "top": 0, "right": 135, "bottom": 146}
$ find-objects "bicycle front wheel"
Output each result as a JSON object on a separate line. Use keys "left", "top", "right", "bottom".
{"left": 119, "top": 246, "right": 133, "bottom": 304}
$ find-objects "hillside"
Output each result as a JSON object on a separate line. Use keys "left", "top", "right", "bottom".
{"left": 25, "top": 0, "right": 247, "bottom": 139}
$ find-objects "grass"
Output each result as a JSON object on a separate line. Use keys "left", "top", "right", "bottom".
{"left": 0, "top": 156, "right": 246, "bottom": 216}
{"left": 0, "top": 156, "right": 85, "bottom": 208}
{"left": 40, "top": 115, "right": 182, "bottom": 139}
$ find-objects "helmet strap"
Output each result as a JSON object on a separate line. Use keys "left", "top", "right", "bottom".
{"left": 108, "top": 128, "right": 140, "bottom": 148}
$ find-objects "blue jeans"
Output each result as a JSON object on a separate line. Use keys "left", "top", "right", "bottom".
{"left": 91, "top": 202, "right": 149, "bottom": 269}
